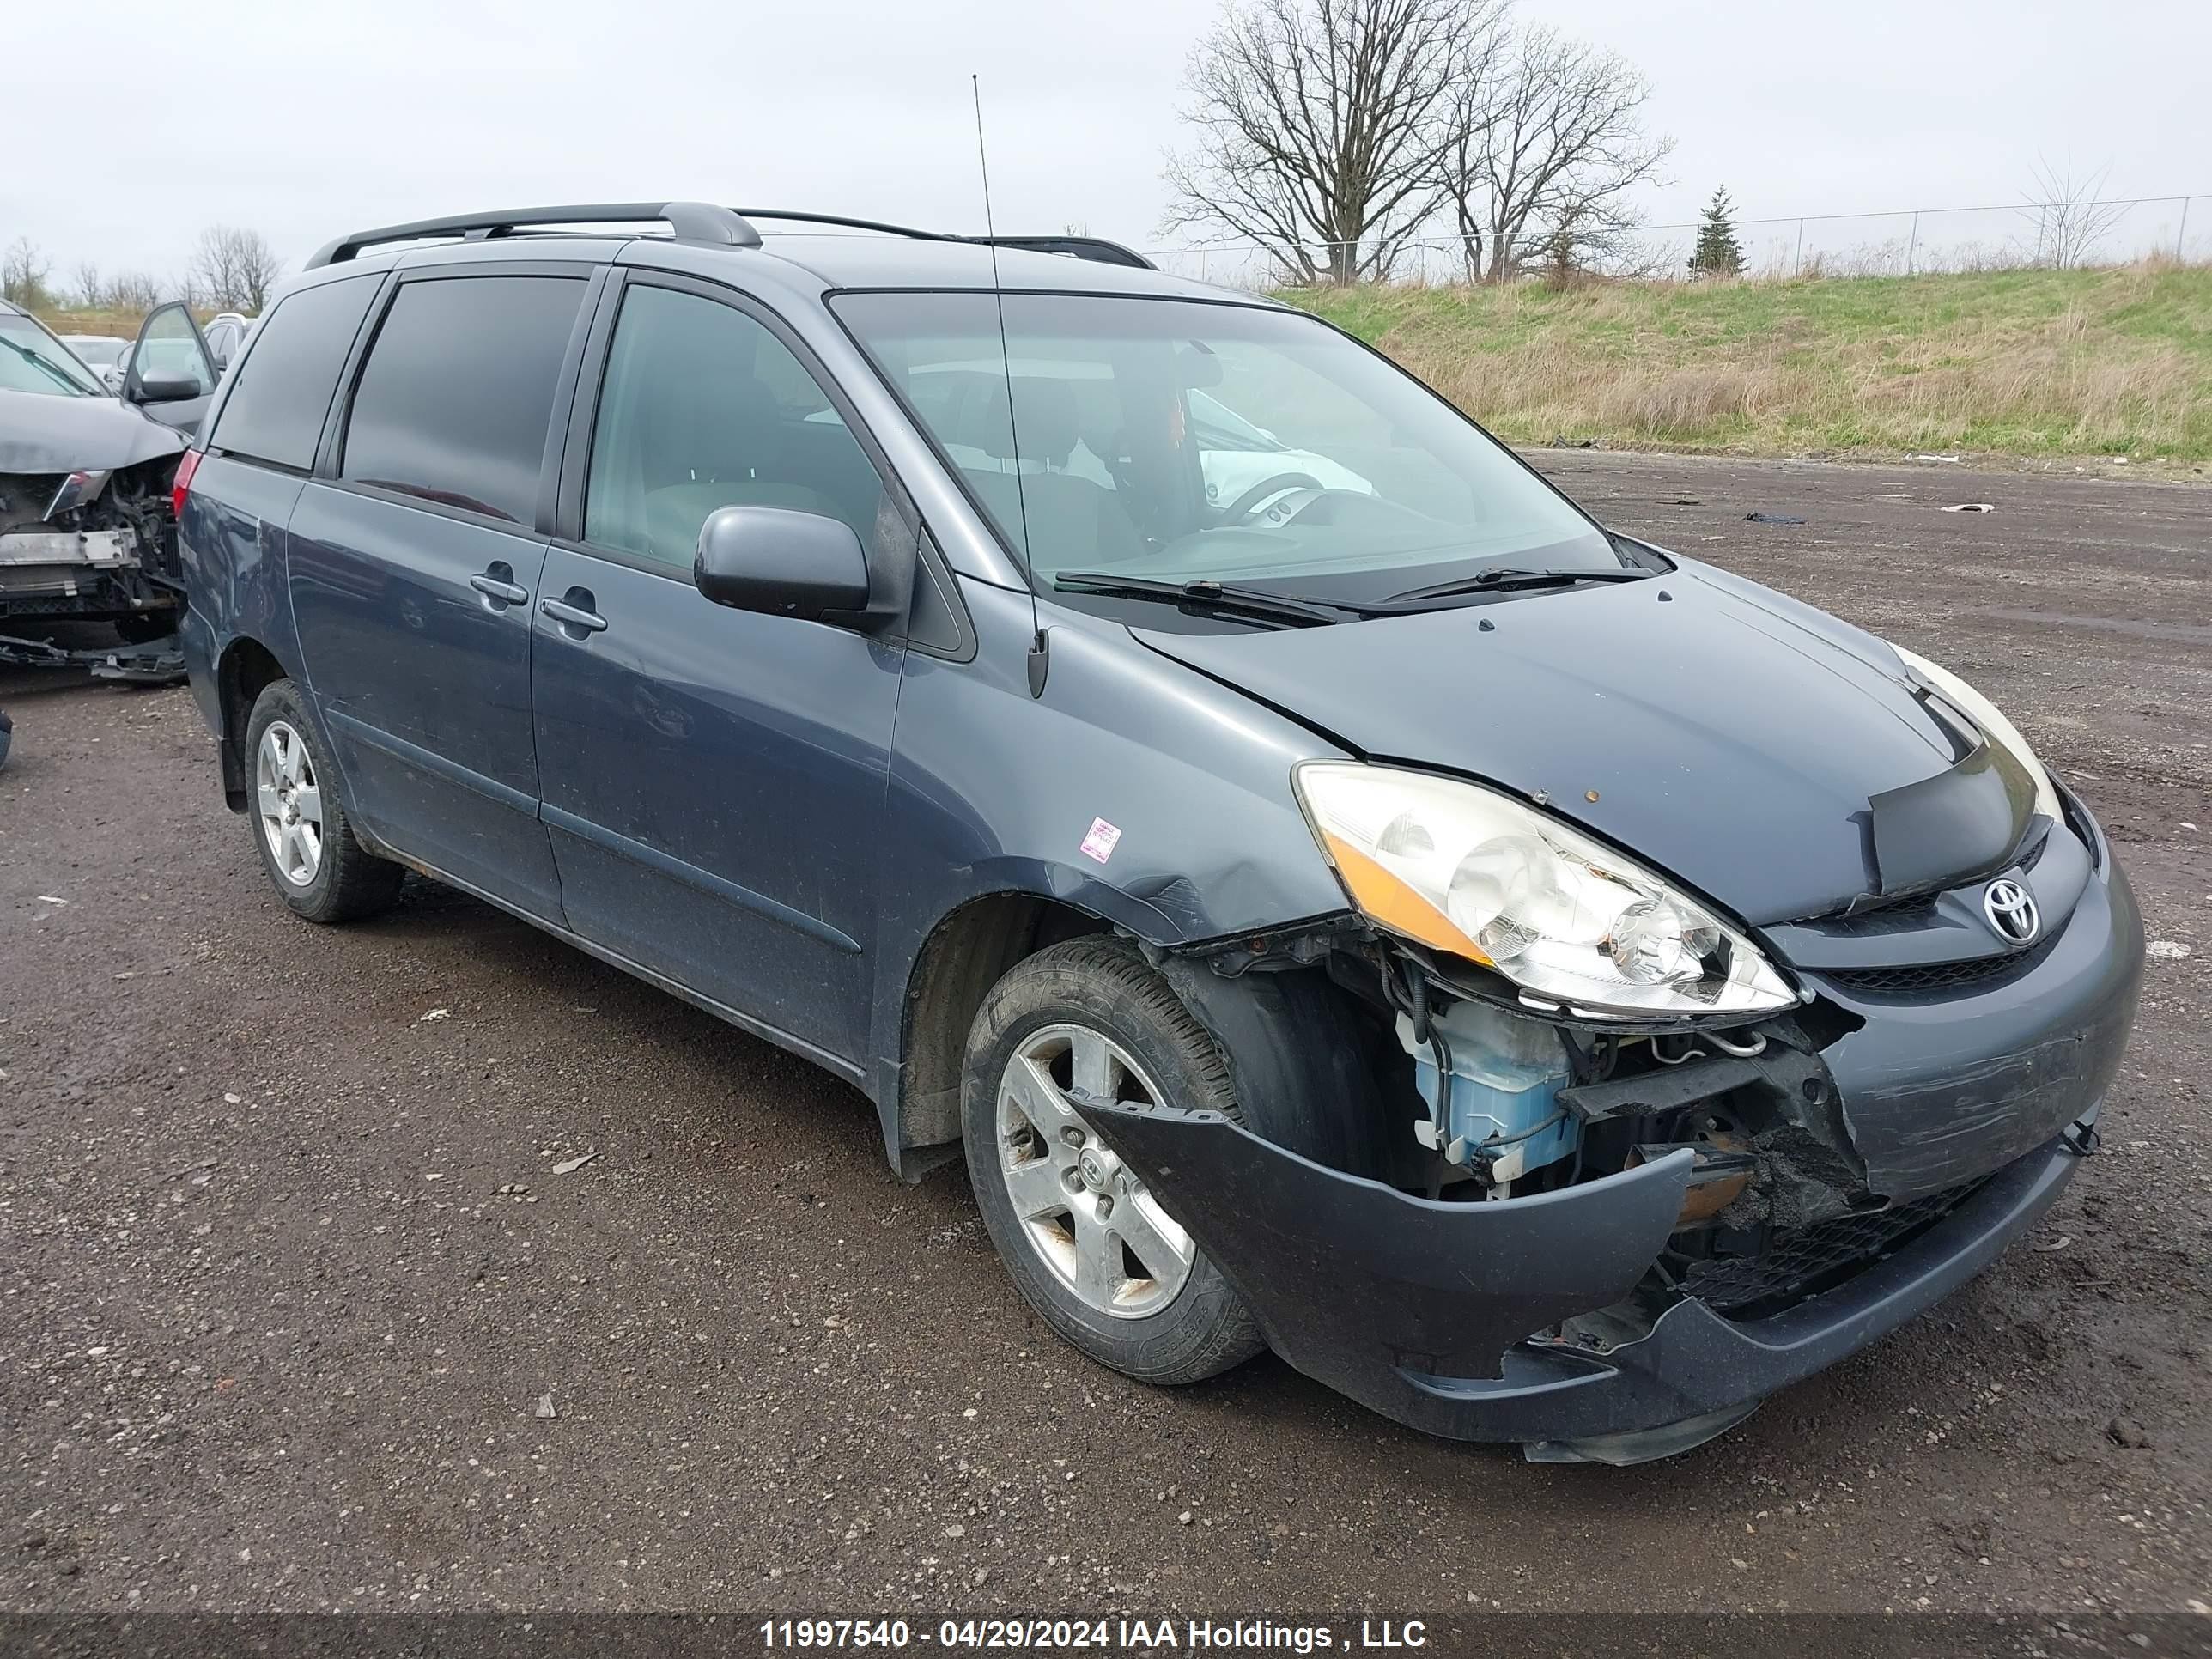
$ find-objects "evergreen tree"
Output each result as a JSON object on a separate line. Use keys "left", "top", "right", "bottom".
{"left": 1689, "top": 186, "right": 1745, "bottom": 278}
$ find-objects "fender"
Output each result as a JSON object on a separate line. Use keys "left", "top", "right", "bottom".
{"left": 865, "top": 582, "right": 1357, "bottom": 1170}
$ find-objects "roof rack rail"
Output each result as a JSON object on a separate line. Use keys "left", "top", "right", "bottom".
{"left": 733, "top": 210, "right": 1157, "bottom": 270}
{"left": 305, "top": 202, "right": 762, "bottom": 270}
{"left": 972, "top": 234, "right": 1156, "bottom": 270}
{"left": 735, "top": 209, "right": 956, "bottom": 242}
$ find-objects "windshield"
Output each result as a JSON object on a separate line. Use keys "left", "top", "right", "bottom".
{"left": 65, "top": 337, "right": 126, "bottom": 367}
{"left": 832, "top": 291, "right": 1616, "bottom": 605}
{"left": 0, "top": 316, "right": 102, "bottom": 397}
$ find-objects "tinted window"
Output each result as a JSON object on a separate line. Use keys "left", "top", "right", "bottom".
{"left": 343, "top": 276, "right": 585, "bottom": 524}
{"left": 210, "top": 276, "right": 379, "bottom": 470}
{"left": 585, "top": 284, "right": 884, "bottom": 570}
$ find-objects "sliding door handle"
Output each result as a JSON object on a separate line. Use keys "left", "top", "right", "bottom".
{"left": 540, "top": 594, "right": 608, "bottom": 634}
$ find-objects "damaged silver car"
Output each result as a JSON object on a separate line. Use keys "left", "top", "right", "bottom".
{"left": 1, "top": 299, "right": 217, "bottom": 660}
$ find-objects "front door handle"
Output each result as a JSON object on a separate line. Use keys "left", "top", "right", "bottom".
{"left": 541, "top": 592, "right": 608, "bottom": 634}
{"left": 470, "top": 566, "right": 530, "bottom": 606}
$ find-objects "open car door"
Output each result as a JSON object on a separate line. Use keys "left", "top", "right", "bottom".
{"left": 123, "top": 301, "right": 220, "bottom": 436}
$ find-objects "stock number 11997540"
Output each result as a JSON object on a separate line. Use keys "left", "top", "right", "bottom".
{"left": 760, "top": 1620, "right": 1124, "bottom": 1650}
{"left": 759, "top": 1620, "right": 911, "bottom": 1648}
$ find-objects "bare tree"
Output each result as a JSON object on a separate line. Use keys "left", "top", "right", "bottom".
{"left": 72, "top": 261, "right": 106, "bottom": 310}
{"left": 2, "top": 237, "right": 56, "bottom": 309}
{"left": 189, "top": 225, "right": 283, "bottom": 313}
{"left": 1438, "top": 24, "right": 1672, "bottom": 282}
{"left": 1434, "top": 15, "right": 1512, "bottom": 279}
{"left": 1163, "top": 0, "right": 1492, "bottom": 284}
{"left": 2018, "top": 155, "right": 2128, "bottom": 270}
{"left": 106, "top": 270, "right": 167, "bottom": 313}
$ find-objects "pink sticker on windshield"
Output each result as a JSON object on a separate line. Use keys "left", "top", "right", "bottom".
{"left": 1079, "top": 817, "right": 1122, "bottom": 865}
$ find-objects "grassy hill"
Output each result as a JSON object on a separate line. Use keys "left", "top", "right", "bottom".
{"left": 1287, "top": 263, "right": 2212, "bottom": 465}
{"left": 36, "top": 307, "right": 155, "bottom": 338}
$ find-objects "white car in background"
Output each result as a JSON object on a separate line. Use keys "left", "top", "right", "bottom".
{"left": 60, "top": 334, "right": 131, "bottom": 393}
{"left": 200, "top": 312, "right": 253, "bottom": 371}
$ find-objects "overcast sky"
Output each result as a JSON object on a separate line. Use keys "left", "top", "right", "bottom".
{"left": 12, "top": 0, "right": 2208, "bottom": 288}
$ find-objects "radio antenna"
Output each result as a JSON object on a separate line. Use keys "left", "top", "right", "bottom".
{"left": 972, "top": 74, "right": 1049, "bottom": 697}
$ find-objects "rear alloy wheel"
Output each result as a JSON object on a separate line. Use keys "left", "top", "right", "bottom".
{"left": 256, "top": 720, "right": 324, "bottom": 887}
{"left": 963, "top": 938, "right": 1263, "bottom": 1385}
{"left": 242, "top": 679, "right": 405, "bottom": 924}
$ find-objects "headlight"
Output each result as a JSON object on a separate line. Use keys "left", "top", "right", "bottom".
{"left": 1293, "top": 762, "right": 1798, "bottom": 1018}
{"left": 1890, "top": 647, "right": 2062, "bottom": 824}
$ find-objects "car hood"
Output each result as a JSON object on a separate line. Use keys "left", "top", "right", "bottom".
{"left": 1133, "top": 559, "right": 1993, "bottom": 927}
{"left": 0, "top": 386, "right": 187, "bottom": 475}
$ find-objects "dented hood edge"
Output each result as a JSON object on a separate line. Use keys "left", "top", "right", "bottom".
{"left": 0, "top": 387, "right": 189, "bottom": 477}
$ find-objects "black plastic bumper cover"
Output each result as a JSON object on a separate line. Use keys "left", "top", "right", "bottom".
{"left": 1818, "top": 854, "right": 2142, "bottom": 1199}
{"left": 1087, "top": 1098, "right": 2087, "bottom": 1446}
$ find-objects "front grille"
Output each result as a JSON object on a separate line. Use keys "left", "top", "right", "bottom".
{"left": 1820, "top": 934, "right": 2054, "bottom": 998}
{"left": 1674, "top": 1181, "right": 1986, "bottom": 1320}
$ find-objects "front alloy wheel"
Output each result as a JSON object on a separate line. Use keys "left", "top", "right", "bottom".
{"left": 996, "top": 1024, "right": 1197, "bottom": 1318}
{"left": 962, "top": 938, "right": 1264, "bottom": 1386}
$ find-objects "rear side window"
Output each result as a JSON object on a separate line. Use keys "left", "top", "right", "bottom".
{"left": 342, "top": 276, "right": 586, "bottom": 525}
{"left": 208, "top": 276, "right": 379, "bottom": 471}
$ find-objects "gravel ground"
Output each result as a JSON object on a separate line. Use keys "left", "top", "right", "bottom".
{"left": 0, "top": 453, "right": 2206, "bottom": 1620}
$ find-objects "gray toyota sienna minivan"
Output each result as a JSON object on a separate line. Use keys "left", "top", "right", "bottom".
{"left": 176, "top": 203, "right": 2142, "bottom": 1463}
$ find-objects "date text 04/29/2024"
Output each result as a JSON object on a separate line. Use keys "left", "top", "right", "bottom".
{"left": 758, "top": 1620, "right": 1431, "bottom": 1650}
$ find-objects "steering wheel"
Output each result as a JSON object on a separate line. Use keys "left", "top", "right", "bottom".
{"left": 1223, "top": 472, "right": 1324, "bottom": 520}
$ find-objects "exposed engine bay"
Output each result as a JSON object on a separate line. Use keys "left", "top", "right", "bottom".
{"left": 1371, "top": 944, "right": 1857, "bottom": 1225}
{"left": 0, "top": 460, "right": 184, "bottom": 643}
{"left": 1162, "top": 896, "right": 2109, "bottom": 1363}
{"left": 1359, "top": 936, "right": 1877, "bottom": 1255}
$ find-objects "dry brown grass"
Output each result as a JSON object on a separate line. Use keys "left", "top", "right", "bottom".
{"left": 1293, "top": 261, "right": 2212, "bottom": 460}
{"left": 34, "top": 305, "right": 224, "bottom": 338}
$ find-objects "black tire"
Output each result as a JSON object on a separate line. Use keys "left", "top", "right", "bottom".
{"left": 963, "top": 937, "right": 1264, "bottom": 1385}
{"left": 243, "top": 679, "right": 405, "bottom": 924}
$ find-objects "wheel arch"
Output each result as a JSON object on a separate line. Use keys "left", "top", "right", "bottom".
{"left": 215, "top": 635, "right": 293, "bottom": 811}
{"left": 886, "top": 890, "right": 1115, "bottom": 1180}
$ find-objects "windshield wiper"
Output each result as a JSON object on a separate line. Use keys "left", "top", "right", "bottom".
{"left": 1054, "top": 565, "right": 1647, "bottom": 629}
{"left": 1383, "top": 566, "right": 1650, "bottom": 605}
{"left": 0, "top": 336, "right": 88, "bottom": 396}
{"left": 1053, "top": 573, "right": 1371, "bottom": 629}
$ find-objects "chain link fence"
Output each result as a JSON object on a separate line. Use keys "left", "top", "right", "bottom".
{"left": 1145, "top": 194, "right": 2207, "bottom": 291}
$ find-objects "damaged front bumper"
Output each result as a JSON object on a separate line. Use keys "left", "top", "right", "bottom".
{"left": 1085, "top": 843, "right": 2141, "bottom": 1461}
{"left": 0, "top": 463, "right": 184, "bottom": 642}
{"left": 1091, "top": 1096, "right": 2092, "bottom": 1460}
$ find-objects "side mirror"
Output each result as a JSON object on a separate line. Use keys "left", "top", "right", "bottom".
{"left": 132, "top": 370, "right": 202, "bottom": 404}
{"left": 694, "top": 504, "right": 870, "bottom": 621}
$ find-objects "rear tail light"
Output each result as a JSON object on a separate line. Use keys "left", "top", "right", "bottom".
{"left": 171, "top": 448, "right": 203, "bottom": 520}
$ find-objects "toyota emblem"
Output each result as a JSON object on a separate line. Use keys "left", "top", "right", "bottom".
{"left": 1983, "top": 878, "right": 2040, "bottom": 945}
